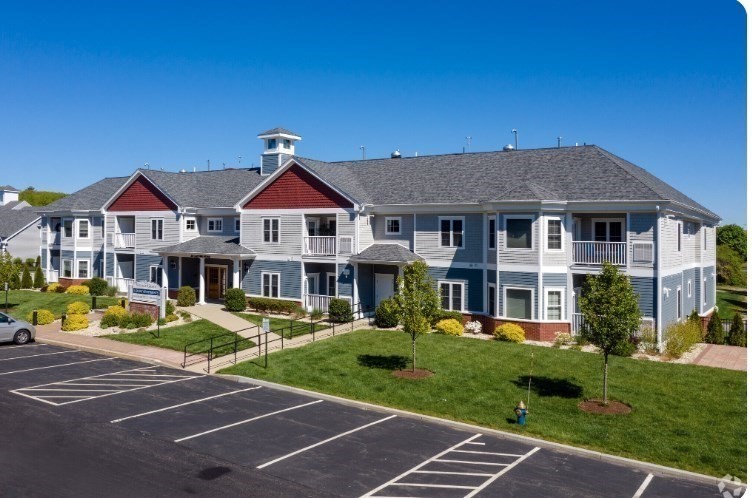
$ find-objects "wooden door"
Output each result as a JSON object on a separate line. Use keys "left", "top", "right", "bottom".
{"left": 207, "top": 267, "right": 226, "bottom": 299}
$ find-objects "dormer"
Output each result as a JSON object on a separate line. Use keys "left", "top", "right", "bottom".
{"left": 257, "top": 127, "right": 301, "bottom": 176}
{"left": 0, "top": 185, "right": 19, "bottom": 206}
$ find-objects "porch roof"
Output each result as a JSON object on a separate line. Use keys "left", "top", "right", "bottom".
{"left": 156, "top": 236, "right": 256, "bottom": 258}
{"left": 350, "top": 243, "right": 423, "bottom": 265}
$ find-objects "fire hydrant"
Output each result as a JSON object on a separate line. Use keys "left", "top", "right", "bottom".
{"left": 514, "top": 401, "right": 527, "bottom": 426}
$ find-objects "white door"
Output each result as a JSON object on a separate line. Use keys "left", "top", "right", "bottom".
{"left": 374, "top": 273, "right": 395, "bottom": 307}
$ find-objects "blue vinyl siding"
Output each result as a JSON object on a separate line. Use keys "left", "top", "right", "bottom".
{"left": 702, "top": 266, "right": 716, "bottom": 314}
{"left": 135, "top": 254, "right": 163, "bottom": 282}
{"left": 631, "top": 276, "right": 655, "bottom": 318}
{"left": 61, "top": 250, "right": 74, "bottom": 261}
{"left": 242, "top": 259, "right": 301, "bottom": 299}
{"left": 499, "top": 271, "right": 538, "bottom": 318}
{"left": 429, "top": 266, "right": 483, "bottom": 312}
{"left": 661, "top": 272, "right": 683, "bottom": 329}
{"left": 167, "top": 256, "right": 180, "bottom": 288}
{"left": 92, "top": 251, "right": 103, "bottom": 278}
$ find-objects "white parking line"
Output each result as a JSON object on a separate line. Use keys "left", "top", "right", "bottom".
{"left": 414, "top": 470, "right": 494, "bottom": 477}
{"left": 452, "top": 449, "right": 523, "bottom": 457}
{"left": 0, "top": 344, "right": 47, "bottom": 350}
{"left": 434, "top": 458, "right": 508, "bottom": 466}
{"left": 632, "top": 473, "right": 654, "bottom": 498}
{"left": 0, "top": 357, "right": 115, "bottom": 376}
{"left": 257, "top": 414, "right": 397, "bottom": 469}
{"left": 175, "top": 399, "right": 323, "bottom": 443}
{"left": 111, "top": 386, "right": 262, "bottom": 423}
{"left": 0, "top": 350, "right": 78, "bottom": 362}
{"left": 464, "top": 446, "right": 540, "bottom": 497}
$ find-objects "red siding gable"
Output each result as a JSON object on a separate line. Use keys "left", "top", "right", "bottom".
{"left": 109, "top": 175, "right": 177, "bottom": 211}
{"left": 245, "top": 164, "right": 352, "bottom": 209}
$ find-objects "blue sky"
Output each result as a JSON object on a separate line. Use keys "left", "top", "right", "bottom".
{"left": 0, "top": 0, "right": 745, "bottom": 224}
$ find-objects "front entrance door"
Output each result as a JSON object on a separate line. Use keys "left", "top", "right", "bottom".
{"left": 206, "top": 266, "right": 227, "bottom": 299}
{"left": 374, "top": 273, "right": 395, "bottom": 307}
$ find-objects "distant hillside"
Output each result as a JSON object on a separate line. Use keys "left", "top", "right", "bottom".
{"left": 19, "top": 189, "right": 67, "bottom": 207}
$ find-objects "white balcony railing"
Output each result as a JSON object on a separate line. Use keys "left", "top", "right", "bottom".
{"left": 113, "top": 232, "right": 136, "bottom": 249}
{"left": 107, "top": 276, "right": 135, "bottom": 293}
{"left": 572, "top": 241, "right": 627, "bottom": 266}
{"left": 304, "top": 236, "right": 336, "bottom": 256}
{"left": 48, "top": 270, "right": 59, "bottom": 283}
{"left": 305, "top": 293, "right": 334, "bottom": 313}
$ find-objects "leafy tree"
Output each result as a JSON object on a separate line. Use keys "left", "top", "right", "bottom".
{"left": 18, "top": 189, "right": 67, "bottom": 207}
{"left": 33, "top": 265, "right": 45, "bottom": 288}
{"left": 20, "top": 266, "right": 32, "bottom": 289}
{"left": 728, "top": 312, "right": 746, "bottom": 347}
{"left": 716, "top": 245, "right": 745, "bottom": 286}
{"left": 9, "top": 268, "right": 21, "bottom": 290}
{"left": 717, "top": 224, "right": 747, "bottom": 260}
{"left": 35, "top": 255, "right": 41, "bottom": 268}
{"left": 706, "top": 312, "right": 725, "bottom": 345}
{"left": 0, "top": 252, "right": 16, "bottom": 290}
{"left": 579, "top": 261, "right": 642, "bottom": 404}
{"left": 393, "top": 261, "right": 440, "bottom": 372}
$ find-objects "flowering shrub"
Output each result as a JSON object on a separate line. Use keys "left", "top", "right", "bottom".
{"left": 553, "top": 332, "right": 572, "bottom": 348}
{"left": 65, "top": 285, "right": 89, "bottom": 295}
{"left": 46, "top": 283, "right": 62, "bottom": 293}
{"left": 66, "top": 301, "right": 91, "bottom": 315}
{"left": 100, "top": 305, "right": 128, "bottom": 329}
{"left": 493, "top": 323, "right": 525, "bottom": 343}
{"left": 464, "top": 320, "right": 482, "bottom": 335}
{"left": 435, "top": 319, "right": 464, "bottom": 336}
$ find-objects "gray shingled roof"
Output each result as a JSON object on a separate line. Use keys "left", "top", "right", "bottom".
{"left": 0, "top": 185, "right": 19, "bottom": 192}
{"left": 142, "top": 169, "right": 265, "bottom": 209}
{"left": 350, "top": 244, "right": 423, "bottom": 264}
{"left": 258, "top": 127, "right": 300, "bottom": 137}
{"left": 156, "top": 236, "right": 255, "bottom": 256}
{"left": 297, "top": 145, "right": 719, "bottom": 220}
{"left": 0, "top": 204, "right": 40, "bottom": 239}
{"left": 38, "top": 176, "right": 128, "bottom": 212}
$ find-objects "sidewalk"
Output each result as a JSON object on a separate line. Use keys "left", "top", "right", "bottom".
{"left": 182, "top": 303, "right": 281, "bottom": 340}
{"left": 692, "top": 344, "right": 747, "bottom": 371}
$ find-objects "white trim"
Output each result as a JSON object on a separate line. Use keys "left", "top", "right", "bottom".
{"left": 544, "top": 287, "right": 565, "bottom": 321}
{"left": 262, "top": 217, "right": 281, "bottom": 243}
{"left": 385, "top": 216, "right": 402, "bottom": 235}
{"left": 184, "top": 217, "right": 197, "bottom": 232}
{"left": 62, "top": 218, "right": 74, "bottom": 239}
{"left": 150, "top": 218, "right": 164, "bottom": 240}
{"left": 261, "top": 271, "right": 281, "bottom": 298}
{"left": 103, "top": 170, "right": 181, "bottom": 211}
{"left": 234, "top": 216, "right": 240, "bottom": 234}
{"left": 438, "top": 216, "right": 465, "bottom": 249}
{"left": 305, "top": 273, "right": 319, "bottom": 295}
{"left": 438, "top": 280, "right": 465, "bottom": 312}
{"left": 76, "top": 258, "right": 91, "bottom": 279}
{"left": 326, "top": 272, "right": 337, "bottom": 297}
{"left": 543, "top": 215, "right": 564, "bottom": 252}
{"left": 76, "top": 219, "right": 90, "bottom": 240}
{"left": 207, "top": 217, "right": 223, "bottom": 233}
{"left": 676, "top": 285, "right": 682, "bottom": 320}
{"left": 503, "top": 286, "right": 535, "bottom": 320}
{"left": 62, "top": 258, "right": 73, "bottom": 278}
{"left": 487, "top": 215, "right": 496, "bottom": 250}
{"left": 687, "top": 279, "right": 692, "bottom": 298}
{"left": 676, "top": 220, "right": 683, "bottom": 253}
{"left": 504, "top": 214, "right": 535, "bottom": 251}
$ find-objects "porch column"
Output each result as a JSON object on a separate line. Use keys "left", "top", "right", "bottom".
{"left": 161, "top": 255, "right": 169, "bottom": 292}
{"left": 177, "top": 256, "right": 182, "bottom": 288}
{"left": 232, "top": 258, "right": 240, "bottom": 289}
{"left": 198, "top": 257, "right": 206, "bottom": 305}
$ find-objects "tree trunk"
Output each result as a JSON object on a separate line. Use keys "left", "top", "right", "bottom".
{"left": 602, "top": 356, "right": 609, "bottom": 405}
{"left": 412, "top": 337, "right": 416, "bottom": 372}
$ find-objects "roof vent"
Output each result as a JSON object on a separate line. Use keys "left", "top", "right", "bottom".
{"left": 391, "top": 150, "right": 402, "bottom": 159}
{"left": 179, "top": 169, "right": 188, "bottom": 173}
{"left": 503, "top": 144, "right": 515, "bottom": 151}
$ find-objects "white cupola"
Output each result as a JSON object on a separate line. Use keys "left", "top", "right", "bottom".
{"left": 257, "top": 127, "right": 301, "bottom": 175}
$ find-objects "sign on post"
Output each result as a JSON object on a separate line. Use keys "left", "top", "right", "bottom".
{"left": 262, "top": 318, "right": 270, "bottom": 333}
{"left": 128, "top": 281, "right": 166, "bottom": 319}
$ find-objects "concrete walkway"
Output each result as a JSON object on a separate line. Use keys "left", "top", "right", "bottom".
{"left": 692, "top": 344, "right": 747, "bottom": 371}
{"left": 181, "top": 303, "right": 264, "bottom": 337}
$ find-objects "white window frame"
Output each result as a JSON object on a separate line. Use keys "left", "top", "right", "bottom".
{"left": 703, "top": 277, "right": 707, "bottom": 305}
{"left": 677, "top": 221, "right": 682, "bottom": 252}
{"left": 687, "top": 279, "right": 692, "bottom": 298}
{"left": 62, "top": 218, "right": 73, "bottom": 239}
{"left": 207, "top": 218, "right": 223, "bottom": 233}
{"left": 283, "top": 138, "right": 292, "bottom": 149}
{"left": 385, "top": 217, "right": 402, "bottom": 235}
{"left": 234, "top": 217, "right": 241, "bottom": 233}
{"left": 505, "top": 214, "right": 535, "bottom": 251}
{"left": 185, "top": 217, "right": 197, "bottom": 232}
{"left": 62, "top": 259, "right": 72, "bottom": 278}
{"left": 504, "top": 286, "right": 534, "bottom": 320}
{"left": 151, "top": 218, "right": 164, "bottom": 240}
{"left": 438, "top": 280, "right": 465, "bottom": 312}
{"left": 262, "top": 217, "right": 280, "bottom": 243}
{"left": 488, "top": 215, "right": 496, "bottom": 250}
{"left": 305, "top": 273, "right": 319, "bottom": 295}
{"left": 76, "top": 259, "right": 90, "bottom": 279}
{"left": 487, "top": 282, "right": 497, "bottom": 316}
{"left": 149, "top": 265, "right": 162, "bottom": 286}
{"left": 77, "top": 219, "right": 90, "bottom": 240}
{"left": 544, "top": 287, "right": 565, "bottom": 321}
{"left": 267, "top": 138, "right": 277, "bottom": 150}
{"left": 261, "top": 272, "right": 280, "bottom": 298}
{"left": 592, "top": 218, "right": 625, "bottom": 242}
{"left": 438, "top": 216, "right": 465, "bottom": 249}
{"left": 544, "top": 216, "right": 564, "bottom": 252}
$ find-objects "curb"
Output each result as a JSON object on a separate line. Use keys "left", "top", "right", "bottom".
{"left": 219, "top": 374, "right": 728, "bottom": 487}
{"left": 35, "top": 337, "right": 183, "bottom": 370}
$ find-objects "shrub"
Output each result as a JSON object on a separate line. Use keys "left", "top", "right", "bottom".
{"left": 706, "top": 313, "right": 725, "bottom": 345}
{"left": 40, "top": 285, "right": 49, "bottom": 293}
{"left": 165, "top": 300, "right": 175, "bottom": 316}
{"left": 328, "top": 298, "right": 351, "bottom": 323}
{"left": 374, "top": 297, "right": 399, "bottom": 328}
{"left": 65, "top": 285, "right": 89, "bottom": 295}
{"left": 291, "top": 306, "right": 307, "bottom": 319}
{"left": 26, "top": 309, "right": 55, "bottom": 325}
{"left": 612, "top": 335, "right": 639, "bottom": 357}
{"left": 62, "top": 314, "right": 89, "bottom": 331}
{"left": 665, "top": 320, "right": 702, "bottom": 359}
{"left": 310, "top": 308, "right": 324, "bottom": 321}
{"left": 464, "top": 320, "right": 482, "bottom": 335}
{"left": 493, "top": 323, "right": 526, "bottom": 343}
{"left": 178, "top": 311, "right": 192, "bottom": 322}
{"left": 86, "top": 277, "right": 108, "bottom": 296}
{"left": 165, "top": 313, "right": 178, "bottom": 323}
{"left": 10, "top": 271, "right": 20, "bottom": 290}
{"left": 247, "top": 297, "right": 298, "bottom": 315}
{"left": 224, "top": 288, "right": 247, "bottom": 312}
{"left": 553, "top": 332, "right": 573, "bottom": 348}
{"left": 20, "top": 266, "right": 32, "bottom": 289}
{"left": 637, "top": 323, "right": 659, "bottom": 355}
{"left": 431, "top": 309, "right": 463, "bottom": 326}
{"left": 105, "top": 305, "right": 128, "bottom": 318}
{"left": 80, "top": 279, "right": 91, "bottom": 287}
{"left": 728, "top": 313, "right": 746, "bottom": 347}
{"left": 435, "top": 318, "right": 463, "bottom": 336}
{"left": 176, "top": 286, "right": 196, "bottom": 307}
{"left": 66, "top": 301, "right": 91, "bottom": 315}
{"left": 33, "top": 266, "right": 45, "bottom": 288}
{"left": 100, "top": 305, "right": 129, "bottom": 328}
{"left": 105, "top": 285, "right": 118, "bottom": 297}
{"left": 119, "top": 312, "right": 153, "bottom": 329}
{"left": 47, "top": 283, "right": 62, "bottom": 293}
{"left": 25, "top": 257, "right": 36, "bottom": 268}
{"left": 157, "top": 318, "right": 167, "bottom": 326}
{"left": 55, "top": 283, "right": 67, "bottom": 293}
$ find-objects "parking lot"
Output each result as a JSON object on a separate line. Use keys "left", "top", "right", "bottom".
{"left": 0, "top": 342, "right": 731, "bottom": 497}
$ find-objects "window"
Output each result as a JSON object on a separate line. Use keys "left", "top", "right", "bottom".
{"left": 283, "top": 139, "right": 292, "bottom": 149}
{"left": 150, "top": 265, "right": 162, "bottom": 286}
{"left": 151, "top": 219, "right": 163, "bottom": 240}
{"left": 546, "top": 219, "right": 562, "bottom": 250}
{"left": 703, "top": 278, "right": 707, "bottom": 305}
{"left": 545, "top": 289, "right": 563, "bottom": 320}
{"left": 703, "top": 227, "right": 707, "bottom": 251}
{"left": 262, "top": 272, "right": 280, "bottom": 298}
{"left": 488, "top": 283, "right": 496, "bottom": 316}
{"left": 63, "top": 219, "right": 73, "bottom": 238}
{"left": 234, "top": 217, "right": 241, "bottom": 233}
{"left": 267, "top": 138, "right": 277, "bottom": 150}
{"left": 677, "top": 221, "right": 682, "bottom": 252}
{"left": 594, "top": 220, "right": 623, "bottom": 242}
{"left": 506, "top": 288, "right": 533, "bottom": 320}
{"left": 263, "top": 218, "right": 280, "bottom": 243}
{"left": 327, "top": 274, "right": 337, "bottom": 297}
{"left": 506, "top": 217, "right": 532, "bottom": 249}
{"left": 677, "top": 287, "right": 682, "bottom": 320}
{"left": 307, "top": 219, "right": 318, "bottom": 236}
{"left": 439, "top": 281, "right": 464, "bottom": 311}
{"left": 439, "top": 217, "right": 464, "bottom": 248}
{"left": 208, "top": 218, "right": 223, "bottom": 233}
{"left": 687, "top": 279, "right": 692, "bottom": 298}
{"left": 62, "top": 259, "right": 72, "bottom": 278}
{"left": 385, "top": 217, "right": 401, "bottom": 235}
{"left": 185, "top": 218, "right": 196, "bottom": 231}
{"left": 78, "top": 219, "right": 89, "bottom": 239}
{"left": 488, "top": 217, "right": 496, "bottom": 250}
{"left": 77, "top": 260, "right": 89, "bottom": 279}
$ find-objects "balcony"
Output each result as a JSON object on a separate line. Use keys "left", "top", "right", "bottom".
{"left": 572, "top": 241, "right": 627, "bottom": 266}
{"left": 305, "top": 294, "right": 335, "bottom": 313}
{"left": 113, "top": 232, "right": 136, "bottom": 249}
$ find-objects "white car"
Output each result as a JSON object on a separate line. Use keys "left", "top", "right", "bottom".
{"left": 0, "top": 312, "right": 36, "bottom": 345}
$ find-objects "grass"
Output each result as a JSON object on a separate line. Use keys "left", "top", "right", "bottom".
{"left": 232, "top": 312, "right": 329, "bottom": 338}
{"left": 3, "top": 290, "right": 118, "bottom": 320}
{"left": 220, "top": 329, "right": 746, "bottom": 479}
{"left": 717, "top": 286, "right": 747, "bottom": 319}
{"left": 105, "top": 319, "right": 254, "bottom": 358}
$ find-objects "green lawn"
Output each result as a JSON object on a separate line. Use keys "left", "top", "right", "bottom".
{"left": 3, "top": 290, "right": 118, "bottom": 320}
{"left": 717, "top": 286, "right": 747, "bottom": 319}
{"left": 232, "top": 312, "right": 329, "bottom": 338}
{"left": 105, "top": 319, "right": 254, "bottom": 358}
{"left": 220, "top": 329, "right": 746, "bottom": 479}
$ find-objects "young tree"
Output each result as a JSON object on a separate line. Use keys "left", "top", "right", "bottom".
{"left": 579, "top": 261, "right": 642, "bottom": 404}
{"left": 20, "top": 265, "right": 32, "bottom": 289}
{"left": 33, "top": 265, "right": 45, "bottom": 288}
{"left": 706, "top": 312, "right": 725, "bottom": 345}
{"left": 728, "top": 312, "right": 746, "bottom": 347}
{"left": 0, "top": 252, "right": 15, "bottom": 290}
{"left": 393, "top": 261, "right": 440, "bottom": 372}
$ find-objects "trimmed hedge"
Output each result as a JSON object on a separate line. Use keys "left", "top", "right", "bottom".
{"left": 66, "top": 301, "right": 91, "bottom": 315}
{"left": 26, "top": 309, "right": 55, "bottom": 325}
{"left": 247, "top": 297, "right": 298, "bottom": 315}
{"left": 224, "top": 288, "right": 248, "bottom": 312}
{"left": 494, "top": 323, "right": 526, "bottom": 343}
{"left": 328, "top": 298, "right": 352, "bottom": 323}
{"left": 62, "top": 314, "right": 89, "bottom": 331}
{"left": 374, "top": 297, "right": 399, "bottom": 328}
{"left": 431, "top": 309, "right": 463, "bottom": 326}
{"left": 65, "top": 285, "right": 89, "bottom": 295}
{"left": 86, "top": 277, "right": 108, "bottom": 296}
{"left": 177, "top": 286, "right": 196, "bottom": 307}
{"left": 435, "top": 318, "right": 464, "bottom": 336}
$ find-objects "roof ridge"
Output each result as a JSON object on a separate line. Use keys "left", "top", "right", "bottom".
{"left": 591, "top": 146, "right": 664, "bottom": 199}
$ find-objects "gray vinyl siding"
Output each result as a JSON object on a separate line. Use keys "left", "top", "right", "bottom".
{"left": 337, "top": 212, "right": 357, "bottom": 254}
{"left": 629, "top": 213, "right": 656, "bottom": 268}
{"left": 135, "top": 213, "right": 181, "bottom": 252}
{"left": 660, "top": 272, "right": 683, "bottom": 329}
{"left": 543, "top": 273, "right": 567, "bottom": 317}
{"left": 242, "top": 259, "right": 301, "bottom": 299}
{"left": 577, "top": 214, "right": 624, "bottom": 241}
{"left": 428, "top": 266, "right": 484, "bottom": 312}
{"left": 373, "top": 214, "right": 414, "bottom": 250}
{"left": 261, "top": 154, "right": 280, "bottom": 176}
{"left": 358, "top": 214, "right": 375, "bottom": 252}
{"left": 660, "top": 217, "right": 682, "bottom": 269}
{"left": 338, "top": 263, "right": 354, "bottom": 300}
{"left": 242, "top": 213, "right": 301, "bottom": 256}
{"left": 135, "top": 254, "right": 163, "bottom": 282}
{"left": 682, "top": 268, "right": 696, "bottom": 316}
{"left": 702, "top": 266, "right": 716, "bottom": 314}
{"left": 499, "top": 271, "right": 538, "bottom": 319}
{"left": 199, "top": 215, "right": 239, "bottom": 236}
{"left": 541, "top": 214, "right": 567, "bottom": 266}
{"left": 499, "top": 214, "right": 539, "bottom": 266}
{"left": 5, "top": 222, "right": 40, "bottom": 261}
{"left": 416, "top": 213, "right": 483, "bottom": 263}
{"left": 631, "top": 276, "right": 655, "bottom": 318}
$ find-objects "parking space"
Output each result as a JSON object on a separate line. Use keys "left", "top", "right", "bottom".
{"left": 1, "top": 343, "right": 733, "bottom": 497}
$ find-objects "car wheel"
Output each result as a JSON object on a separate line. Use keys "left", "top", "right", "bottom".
{"left": 13, "top": 329, "right": 31, "bottom": 345}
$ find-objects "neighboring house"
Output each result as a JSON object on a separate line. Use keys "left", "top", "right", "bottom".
{"left": 0, "top": 185, "right": 41, "bottom": 260}
{"left": 38, "top": 128, "right": 720, "bottom": 343}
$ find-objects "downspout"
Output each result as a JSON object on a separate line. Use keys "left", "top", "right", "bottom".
{"left": 655, "top": 205, "right": 663, "bottom": 350}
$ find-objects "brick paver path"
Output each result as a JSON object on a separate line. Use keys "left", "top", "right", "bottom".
{"left": 692, "top": 344, "right": 747, "bottom": 371}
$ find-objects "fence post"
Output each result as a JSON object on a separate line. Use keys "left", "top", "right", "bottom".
{"left": 234, "top": 334, "right": 238, "bottom": 365}
{"left": 264, "top": 330, "right": 268, "bottom": 368}
{"left": 281, "top": 326, "right": 284, "bottom": 350}
{"left": 32, "top": 310, "right": 38, "bottom": 326}
{"left": 61, "top": 313, "right": 67, "bottom": 328}
{"left": 120, "top": 298, "right": 126, "bottom": 309}
{"left": 91, "top": 295, "right": 97, "bottom": 310}
{"left": 311, "top": 315, "right": 314, "bottom": 341}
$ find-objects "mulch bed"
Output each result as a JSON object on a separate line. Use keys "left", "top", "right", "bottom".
{"left": 392, "top": 368, "right": 434, "bottom": 379}
{"left": 578, "top": 399, "right": 632, "bottom": 415}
